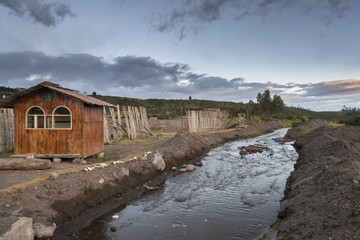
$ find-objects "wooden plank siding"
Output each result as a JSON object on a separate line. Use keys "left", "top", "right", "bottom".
{"left": 13, "top": 89, "right": 84, "bottom": 156}
{"left": 82, "top": 105, "right": 104, "bottom": 158}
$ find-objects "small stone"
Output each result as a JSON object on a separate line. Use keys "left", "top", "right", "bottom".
{"left": 50, "top": 172, "right": 59, "bottom": 180}
{"left": 353, "top": 179, "right": 359, "bottom": 184}
{"left": 25, "top": 152, "right": 36, "bottom": 159}
{"left": 119, "top": 167, "right": 130, "bottom": 178}
{"left": 171, "top": 166, "right": 177, "bottom": 171}
{"left": 179, "top": 168, "right": 187, "bottom": 172}
{"left": 112, "top": 172, "right": 119, "bottom": 180}
{"left": 112, "top": 215, "right": 119, "bottom": 219}
{"left": 195, "top": 161, "right": 203, "bottom": 166}
{"left": 72, "top": 158, "right": 84, "bottom": 164}
{"left": 33, "top": 222, "right": 56, "bottom": 239}
{"left": 98, "top": 178, "right": 104, "bottom": 184}
{"left": 110, "top": 226, "right": 116, "bottom": 232}
{"left": 98, "top": 152, "right": 104, "bottom": 158}
{"left": 186, "top": 164, "right": 196, "bottom": 171}
{"left": 52, "top": 158, "right": 62, "bottom": 164}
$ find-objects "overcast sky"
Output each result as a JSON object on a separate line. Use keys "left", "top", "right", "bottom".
{"left": 0, "top": 0, "right": 359, "bottom": 111}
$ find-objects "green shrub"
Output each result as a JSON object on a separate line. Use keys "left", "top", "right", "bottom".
{"left": 345, "top": 115, "right": 360, "bottom": 126}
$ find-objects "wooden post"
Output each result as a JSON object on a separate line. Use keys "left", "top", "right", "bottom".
{"left": 116, "top": 105, "right": 121, "bottom": 125}
{"left": 103, "top": 106, "right": 110, "bottom": 143}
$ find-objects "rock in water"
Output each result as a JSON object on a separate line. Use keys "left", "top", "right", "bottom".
{"left": 151, "top": 151, "right": 165, "bottom": 171}
{"left": 186, "top": 164, "right": 196, "bottom": 171}
{"left": 195, "top": 161, "right": 203, "bottom": 166}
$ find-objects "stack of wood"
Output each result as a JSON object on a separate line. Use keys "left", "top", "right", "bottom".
{"left": 0, "top": 108, "right": 14, "bottom": 151}
{"left": 186, "top": 109, "right": 230, "bottom": 133}
{"left": 104, "top": 105, "right": 153, "bottom": 143}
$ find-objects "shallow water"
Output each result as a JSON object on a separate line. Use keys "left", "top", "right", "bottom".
{"left": 79, "top": 128, "right": 298, "bottom": 240}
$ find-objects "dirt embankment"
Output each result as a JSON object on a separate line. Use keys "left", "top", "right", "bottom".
{"left": 0, "top": 120, "right": 289, "bottom": 239}
{"left": 273, "top": 120, "right": 360, "bottom": 239}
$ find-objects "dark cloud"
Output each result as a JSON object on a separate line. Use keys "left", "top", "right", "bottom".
{"left": 0, "top": 0, "right": 75, "bottom": 27}
{"left": 151, "top": 0, "right": 358, "bottom": 39}
{"left": 1, "top": 51, "right": 359, "bottom": 106}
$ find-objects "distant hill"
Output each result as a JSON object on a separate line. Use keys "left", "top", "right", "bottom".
{"left": 1, "top": 85, "right": 357, "bottom": 121}
{"left": 0, "top": 86, "right": 23, "bottom": 98}
{"left": 93, "top": 94, "right": 247, "bottom": 119}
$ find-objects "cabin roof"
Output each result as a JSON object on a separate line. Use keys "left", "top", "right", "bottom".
{"left": 0, "top": 81, "right": 115, "bottom": 108}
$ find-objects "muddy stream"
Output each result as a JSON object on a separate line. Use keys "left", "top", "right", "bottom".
{"left": 78, "top": 128, "right": 298, "bottom": 240}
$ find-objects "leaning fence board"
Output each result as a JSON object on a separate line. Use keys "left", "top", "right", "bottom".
{"left": 0, "top": 108, "right": 14, "bottom": 152}
{"left": 104, "top": 105, "right": 152, "bottom": 141}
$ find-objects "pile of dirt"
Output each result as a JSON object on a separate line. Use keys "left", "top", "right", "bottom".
{"left": 0, "top": 120, "right": 289, "bottom": 238}
{"left": 273, "top": 123, "right": 360, "bottom": 239}
{"left": 285, "top": 119, "right": 327, "bottom": 139}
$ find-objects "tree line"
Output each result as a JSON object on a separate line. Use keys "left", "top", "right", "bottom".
{"left": 248, "top": 90, "right": 285, "bottom": 115}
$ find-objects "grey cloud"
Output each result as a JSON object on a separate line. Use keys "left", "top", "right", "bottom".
{"left": 151, "top": 0, "right": 358, "bottom": 39}
{"left": 304, "top": 80, "right": 360, "bottom": 97}
{"left": 1, "top": 51, "right": 359, "bottom": 105}
{"left": 0, "top": 0, "right": 75, "bottom": 27}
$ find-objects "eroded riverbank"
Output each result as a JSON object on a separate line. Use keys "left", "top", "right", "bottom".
{"left": 271, "top": 121, "right": 360, "bottom": 239}
{"left": 0, "top": 120, "right": 290, "bottom": 239}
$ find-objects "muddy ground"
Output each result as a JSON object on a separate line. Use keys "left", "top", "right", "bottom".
{"left": 0, "top": 121, "right": 289, "bottom": 239}
{"left": 270, "top": 120, "right": 360, "bottom": 239}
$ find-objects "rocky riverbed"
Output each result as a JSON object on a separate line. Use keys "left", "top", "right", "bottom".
{"left": 0, "top": 121, "right": 289, "bottom": 239}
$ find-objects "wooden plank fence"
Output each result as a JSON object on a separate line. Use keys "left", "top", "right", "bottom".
{"left": 186, "top": 109, "right": 230, "bottom": 133}
{"left": 104, "top": 105, "right": 152, "bottom": 143}
{"left": 0, "top": 108, "right": 14, "bottom": 151}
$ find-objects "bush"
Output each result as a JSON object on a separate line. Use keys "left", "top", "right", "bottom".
{"left": 344, "top": 115, "right": 360, "bottom": 126}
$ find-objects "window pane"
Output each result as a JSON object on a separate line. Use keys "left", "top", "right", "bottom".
{"left": 27, "top": 116, "right": 34, "bottom": 128}
{"left": 54, "top": 116, "right": 71, "bottom": 128}
{"left": 28, "top": 107, "right": 44, "bottom": 115}
{"left": 54, "top": 107, "right": 70, "bottom": 115}
{"left": 46, "top": 116, "right": 52, "bottom": 128}
{"left": 37, "top": 116, "right": 45, "bottom": 128}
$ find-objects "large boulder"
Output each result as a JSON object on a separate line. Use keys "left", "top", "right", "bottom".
{"left": 0, "top": 158, "right": 51, "bottom": 170}
{"left": 151, "top": 151, "right": 165, "bottom": 171}
{"left": 0, "top": 217, "right": 34, "bottom": 240}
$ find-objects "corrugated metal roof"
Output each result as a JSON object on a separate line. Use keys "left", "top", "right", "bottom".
{"left": 0, "top": 81, "right": 115, "bottom": 108}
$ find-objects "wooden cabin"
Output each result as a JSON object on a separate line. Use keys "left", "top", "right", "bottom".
{"left": 0, "top": 81, "right": 114, "bottom": 159}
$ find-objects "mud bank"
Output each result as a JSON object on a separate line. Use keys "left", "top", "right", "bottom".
{"left": 0, "top": 120, "right": 289, "bottom": 239}
{"left": 270, "top": 121, "right": 360, "bottom": 239}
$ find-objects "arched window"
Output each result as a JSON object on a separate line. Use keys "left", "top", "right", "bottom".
{"left": 26, "top": 106, "right": 45, "bottom": 129}
{"left": 53, "top": 106, "right": 72, "bottom": 129}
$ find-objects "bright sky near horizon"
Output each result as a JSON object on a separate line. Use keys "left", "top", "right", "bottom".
{"left": 0, "top": 0, "right": 359, "bottom": 111}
